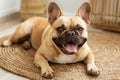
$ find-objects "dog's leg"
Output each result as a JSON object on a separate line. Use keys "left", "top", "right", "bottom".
{"left": 84, "top": 52, "right": 100, "bottom": 76}
{"left": 2, "top": 20, "right": 33, "bottom": 47}
{"left": 22, "top": 39, "right": 31, "bottom": 50}
{"left": 34, "top": 52, "right": 55, "bottom": 79}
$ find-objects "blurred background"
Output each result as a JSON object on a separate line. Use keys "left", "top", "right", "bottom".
{"left": 0, "top": 0, "right": 20, "bottom": 18}
{"left": 0, "top": 0, "right": 89, "bottom": 18}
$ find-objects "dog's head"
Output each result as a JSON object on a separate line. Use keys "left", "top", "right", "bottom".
{"left": 48, "top": 2, "right": 91, "bottom": 55}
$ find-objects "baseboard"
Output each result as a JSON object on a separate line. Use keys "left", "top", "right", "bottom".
{"left": 0, "top": 7, "right": 19, "bottom": 18}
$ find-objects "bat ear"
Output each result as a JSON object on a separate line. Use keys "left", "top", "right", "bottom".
{"left": 48, "top": 2, "right": 63, "bottom": 25}
{"left": 76, "top": 2, "right": 91, "bottom": 24}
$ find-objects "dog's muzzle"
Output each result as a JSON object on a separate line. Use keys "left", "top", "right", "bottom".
{"left": 53, "top": 30, "right": 87, "bottom": 55}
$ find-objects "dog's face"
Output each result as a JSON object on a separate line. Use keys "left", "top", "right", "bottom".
{"left": 52, "top": 16, "right": 88, "bottom": 55}
{"left": 48, "top": 2, "right": 91, "bottom": 55}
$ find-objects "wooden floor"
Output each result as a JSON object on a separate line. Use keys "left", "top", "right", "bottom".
{"left": 0, "top": 12, "right": 29, "bottom": 80}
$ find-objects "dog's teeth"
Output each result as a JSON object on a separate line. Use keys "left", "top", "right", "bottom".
{"left": 62, "top": 44, "right": 65, "bottom": 48}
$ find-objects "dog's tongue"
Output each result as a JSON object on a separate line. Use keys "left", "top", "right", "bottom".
{"left": 65, "top": 44, "right": 77, "bottom": 53}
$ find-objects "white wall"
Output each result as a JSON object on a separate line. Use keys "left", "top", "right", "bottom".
{"left": 0, "top": 0, "right": 89, "bottom": 18}
{"left": 0, "top": 0, "right": 20, "bottom": 18}
{"left": 47, "top": 0, "right": 89, "bottom": 16}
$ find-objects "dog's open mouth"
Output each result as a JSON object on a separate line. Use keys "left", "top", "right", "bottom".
{"left": 53, "top": 37, "right": 87, "bottom": 55}
{"left": 62, "top": 42, "right": 78, "bottom": 54}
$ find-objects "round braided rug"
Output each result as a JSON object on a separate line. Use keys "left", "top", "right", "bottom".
{"left": 0, "top": 31, "right": 120, "bottom": 80}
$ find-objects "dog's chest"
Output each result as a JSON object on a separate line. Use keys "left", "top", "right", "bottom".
{"left": 53, "top": 53, "right": 81, "bottom": 63}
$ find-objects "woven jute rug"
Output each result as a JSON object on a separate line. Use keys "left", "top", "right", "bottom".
{"left": 0, "top": 31, "right": 120, "bottom": 80}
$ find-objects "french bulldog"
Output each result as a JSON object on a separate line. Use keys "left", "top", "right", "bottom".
{"left": 2, "top": 2, "right": 100, "bottom": 79}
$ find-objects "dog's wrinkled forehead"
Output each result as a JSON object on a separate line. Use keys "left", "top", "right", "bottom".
{"left": 53, "top": 16, "right": 87, "bottom": 29}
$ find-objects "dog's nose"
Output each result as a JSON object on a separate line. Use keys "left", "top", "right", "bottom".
{"left": 66, "top": 30, "right": 75, "bottom": 36}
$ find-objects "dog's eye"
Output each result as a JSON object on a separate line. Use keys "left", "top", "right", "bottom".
{"left": 74, "top": 24, "right": 84, "bottom": 31}
{"left": 56, "top": 24, "right": 66, "bottom": 33}
{"left": 78, "top": 27, "right": 84, "bottom": 31}
{"left": 74, "top": 27, "right": 84, "bottom": 31}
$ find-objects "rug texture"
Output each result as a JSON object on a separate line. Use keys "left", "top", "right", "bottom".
{"left": 0, "top": 31, "right": 120, "bottom": 80}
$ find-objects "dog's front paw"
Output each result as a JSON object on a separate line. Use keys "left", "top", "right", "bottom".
{"left": 87, "top": 64, "right": 100, "bottom": 76}
{"left": 2, "top": 39, "right": 12, "bottom": 47}
{"left": 41, "top": 67, "right": 55, "bottom": 79}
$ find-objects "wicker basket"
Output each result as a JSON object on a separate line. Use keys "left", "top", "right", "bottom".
{"left": 90, "top": 0, "right": 120, "bottom": 32}
{"left": 20, "top": 0, "right": 47, "bottom": 20}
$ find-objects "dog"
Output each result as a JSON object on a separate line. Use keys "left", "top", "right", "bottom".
{"left": 2, "top": 2, "right": 100, "bottom": 79}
